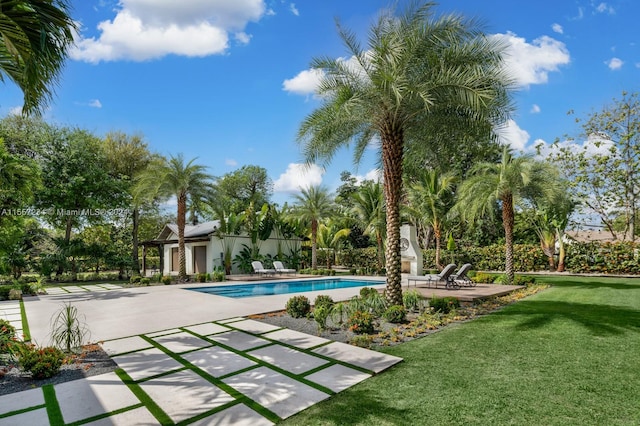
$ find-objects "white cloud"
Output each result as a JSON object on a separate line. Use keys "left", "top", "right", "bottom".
{"left": 89, "top": 99, "right": 102, "bottom": 108}
{"left": 552, "top": 23, "right": 563, "bottom": 34}
{"left": 225, "top": 158, "right": 238, "bottom": 166}
{"left": 9, "top": 106, "right": 22, "bottom": 116}
{"left": 496, "top": 119, "right": 530, "bottom": 151}
{"left": 530, "top": 104, "right": 541, "bottom": 114}
{"left": 290, "top": 3, "right": 299, "bottom": 16}
{"left": 491, "top": 32, "right": 570, "bottom": 87}
{"left": 274, "top": 163, "right": 324, "bottom": 193}
{"left": 282, "top": 68, "right": 325, "bottom": 95}
{"left": 595, "top": 2, "right": 615, "bottom": 14}
{"left": 235, "top": 32, "right": 251, "bottom": 44}
{"left": 71, "top": 0, "right": 266, "bottom": 63}
{"left": 605, "top": 57, "right": 623, "bottom": 70}
{"left": 355, "top": 168, "right": 382, "bottom": 183}
{"left": 535, "top": 134, "right": 616, "bottom": 159}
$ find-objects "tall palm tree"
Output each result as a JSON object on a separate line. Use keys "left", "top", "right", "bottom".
{"left": 406, "top": 170, "right": 457, "bottom": 269}
{"left": 297, "top": 3, "right": 512, "bottom": 305}
{"left": 0, "top": 0, "right": 76, "bottom": 115}
{"left": 351, "top": 180, "right": 386, "bottom": 268}
{"left": 316, "top": 219, "right": 350, "bottom": 269}
{"left": 293, "top": 185, "right": 334, "bottom": 269}
{"left": 457, "top": 147, "right": 558, "bottom": 283}
{"left": 134, "top": 154, "right": 214, "bottom": 281}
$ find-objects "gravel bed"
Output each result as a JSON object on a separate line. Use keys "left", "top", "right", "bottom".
{"left": 0, "top": 345, "right": 117, "bottom": 396}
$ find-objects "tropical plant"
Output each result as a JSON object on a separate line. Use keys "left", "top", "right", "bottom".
{"left": 351, "top": 180, "right": 386, "bottom": 268}
{"left": 0, "top": 0, "right": 76, "bottom": 115}
{"left": 297, "top": 3, "right": 513, "bottom": 305}
{"left": 50, "top": 302, "right": 89, "bottom": 353}
{"left": 405, "top": 170, "right": 457, "bottom": 269}
{"left": 316, "top": 219, "right": 350, "bottom": 269}
{"left": 134, "top": 154, "right": 214, "bottom": 280}
{"left": 214, "top": 210, "right": 244, "bottom": 274}
{"left": 457, "top": 147, "right": 559, "bottom": 283}
{"left": 293, "top": 185, "right": 335, "bottom": 269}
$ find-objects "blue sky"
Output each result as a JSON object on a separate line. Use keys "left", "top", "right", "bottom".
{"left": 1, "top": 0, "right": 638, "bottom": 206}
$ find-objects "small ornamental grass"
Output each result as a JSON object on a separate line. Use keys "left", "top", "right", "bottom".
{"left": 51, "top": 303, "right": 89, "bottom": 354}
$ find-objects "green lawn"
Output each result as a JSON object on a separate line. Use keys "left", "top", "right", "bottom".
{"left": 282, "top": 276, "right": 640, "bottom": 425}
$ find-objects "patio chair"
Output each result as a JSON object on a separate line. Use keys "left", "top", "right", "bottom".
{"left": 251, "top": 261, "right": 276, "bottom": 277}
{"left": 407, "top": 263, "right": 458, "bottom": 289}
{"left": 273, "top": 261, "right": 296, "bottom": 275}
{"left": 451, "top": 263, "right": 474, "bottom": 287}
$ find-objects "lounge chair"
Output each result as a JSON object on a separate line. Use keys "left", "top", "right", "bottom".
{"left": 407, "top": 263, "right": 458, "bottom": 289}
{"left": 252, "top": 261, "right": 275, "bottom": 277}
{"left": 451, "top": 263, "right": 474, "bottom": 287}
{"left": 273, "top": 261, "right": 296, "bottom": 275}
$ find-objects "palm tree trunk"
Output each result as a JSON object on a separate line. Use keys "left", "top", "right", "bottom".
{"left": 556, "top": 230, "right": 566, "bottom": 272}
{"left": 132, "top": 207, "right": 140, "bottom": 275}
{"left": 177, "top": 193, "right": 187, "bottom": 281}
{"left": 434, "top": 226, "right": 442, "bottom": 270}
{"left": 376, "top": 233, "right": 384, "bottom": 269}
{"left": 502, "top": 194, "right": 515, "bottom": 284}
{"left": 381, "top": 127, "right": 404, "bottom": 306}
{"left": 311, "top": 219, "right": 318, "bottom": 269}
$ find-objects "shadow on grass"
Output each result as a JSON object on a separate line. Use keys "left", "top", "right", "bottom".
{"left": 536, "top": 277, "right": 640, "bottom": 291}
{"left": 498, "top": 300, "right": 640, "bottom": 336}
{"left": 285, "top": 388, "right": 408, "bottom": 425}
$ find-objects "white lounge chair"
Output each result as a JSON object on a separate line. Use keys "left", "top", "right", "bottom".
{"left": 407, "top": 263, "right": 458, "bottom": 289}
{"left": 273, "top": 261, "right": 296, "bottom": 275}
{"left": 251, "top": 261, "right": 275, "bottom": 276}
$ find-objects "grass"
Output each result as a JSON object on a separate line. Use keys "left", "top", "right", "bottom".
{"left": 282, "top": 275, "right": 640, "bottom": 425}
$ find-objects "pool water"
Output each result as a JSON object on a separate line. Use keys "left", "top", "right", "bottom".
{"left": 190, "top": 278, "right": 385, "bottom": 298}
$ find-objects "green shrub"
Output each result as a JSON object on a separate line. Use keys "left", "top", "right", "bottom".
{"left": 8, "top": 288, "right": 22, "bottom": 300}
{"left": 403, "top": 289, "right": 423, "bottom": 312}
{"left": 161, "top": 276, "right": 172, "bottom": 285}
{"left": 314, "top": 304, "right": 331, "bottom": 331}
{"left": 472, "top": 273, "right": 497, "bottom": 284}
{"left": 347, "top": 310, "right": 375, "bottom": 334}
{"left": 212, "top": 270, "right": 225, "bottom": 282}
{"left": 513, "top": 275, "right": 536, "bottom": 286}
{"left": 196, "top": 273, "right": 207, "bottom": 283}
{"left": 140, "top": 277, "right": 151, "bottom": 286}
{"left": 0, "top": 285, "right": 11, "bottom": 300}
{"left": 129, "top": 275, "right": 142, "bottom": 284}
{"left": 429, "top": 296, "right": 460, "bottom": 314}
{"left": 349, "top": 334, "right": 373, "bottom": 348}
{"left": 17, "top": 344, "right": 66, "bottom": 379}
{"left": 0, "top": 319, "right": 16, "bottom": 353}
{"left": 286, "top": 295, "right": 311, "bottom": 318}
{"left": 314, "top": 295, "right": 334, "bottom": 309}
{"left": 359, "top": 287, "right": 378, "bottom": 299}
{"left": 384, "top": 305, "right": 407, "bottom": 323}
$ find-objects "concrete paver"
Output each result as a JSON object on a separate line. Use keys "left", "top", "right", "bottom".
{"left": 191, "top": 404, "right": 274, "bottom": 426}
{"left": 0, "top": 407, "right": 48, "bottom": 426}
{"left": 0, "top": 387, "right": 44, "bottom": 415}
{"left": 152, "top": 331, "right": 212, "bottom": 353}
{"left": 138, "top": 369, "right": 235, "bottom": 423}
{"left": 111, "top": 347, "right": 184, "bottom": 381}
{"left": 261, "top": 328, "right": 330, "bottom": 349}
{"left": 100, "top": 335, "right": 153, "bottom": 356}
{"left": 248, "top": 345, "right": 329, "bottom": 374}
{"left": 183, "top": 322, "right": 231, "bottom": 336}
{"left": 223, "top": 366, "right": 330, "bottom": 419}
{"left": 181, "top": 346, "right": 257, "bottom": 377}
{"left": 55, "top": 371, "right": 140, "bottom": 424}
{"left": 209, "top": 330, "right": 271, "bottom": 351}
{"left": 228, "top": 319, "right": 281, "bottom": 334}
{"left": 84, "top": 406, "right": 158, "bottom": 426}
{"left": 305, "top": 364, "right": 372, "bottom": 392}
{"left": 313, "top": 341, "right": 403, "bottom": 373}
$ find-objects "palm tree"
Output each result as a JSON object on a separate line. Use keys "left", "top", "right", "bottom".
{"left": 297, "top": 4, "right": 512, "bottom": 305}
{"left": 351, "top": 180, "right": 386, "bottom": 269}
{"left": 316, "top": 219, "right": 351, "bottom": 269}
{"left": 292, "top": 185, "right": 334, "bottom": 269}
{"left": 0, "top": 0, "right": 76, "bottom": 115}
{"left": 406, "top": 170, "right": 457, "bottom": 270}
{"left": 457, "top": 147, "right": 558, "bottom": 283}
{"left": 134, "top": 154, "right": 214, "bottom": 281}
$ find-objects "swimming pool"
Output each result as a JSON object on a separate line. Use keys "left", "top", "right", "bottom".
{"left": 190, "top": 278, "right": 385, "bottom": 298}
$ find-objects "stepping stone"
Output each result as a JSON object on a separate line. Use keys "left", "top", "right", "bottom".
{"left": 217, "top": 317, "right": 245, "bottom": 324}
{"left": 305, "top": 364, "right": 371, "bottom": 392}
{"left": 312, "top": 342, "right": 403, "bottom": 373}
{"left": 209, "top": 330, "right": 271, "bottom": 351}
{"left": 139, "top": 369, "right": 234, "bottom": 423}
{"left": 191, "top": 403, "right": 274, "bottom": 426}
{"left": 0, "top": 407, "right": 48, "bottom": 426}
{"left": 248, "top": 345, "right": 328, "bottom": 374}
{"left": 0, "top": 387, "right": 44, "bottom": 415}
{"left": 182, "top": 346, "right": 256, "bottom": 377}
{"left": 183, "top": 322, "right": 230, "bottom": 336}
{"left": 261, "top": 329, "right": 330, "bottom": 350}
{"left": 229, "top": 319, "right": 281, "bottom": 334}
{"left": 223, "top": 366, "right": 330, "bottom": 419}
{"left": 83, "top": 406, "right": 158, "bottom": 425}
{"left": 80, "top": 285, "right": 106, "bottom": 292}
{"left": 3, "top": 313, "right": 21, "bottom": 322}
{"left": 153, "top": 331, "right": 212, "bottom": 353}
{"left": 55, "top": 372, "right": 140, "bottom": 424}
{"left": 100, "top": 284, "right": 122, "bottom": 289}
{"left": 112, "top": 347, "right": 183, "bottom": 381}
{"left": 43, "top": 287, "right": 68, "bottom": 295}
{"left": 146, "top": 329, "right": 182, "bottom": 338}
{"left": 101, "top": 336, "right": 153, "bottom": 356}
{"left": 61, "top": 286, "right": 86, "bottom": 293}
